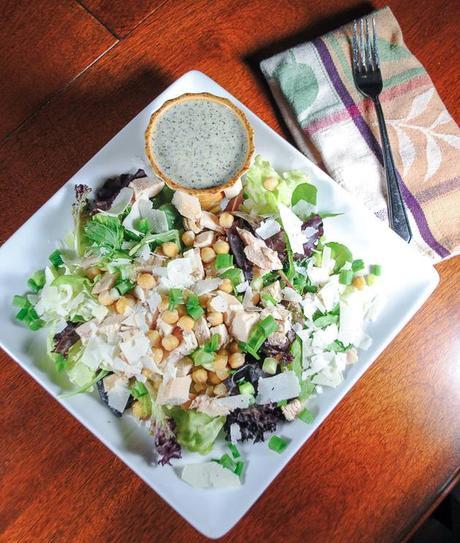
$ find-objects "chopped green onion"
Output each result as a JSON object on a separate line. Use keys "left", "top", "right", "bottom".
{"left": 268, "top": 435, "right": 289, "bottom": 454}
{"left": 131, "top": 381, "right": 148, "bottom": 399}
{"left": 185, "top": 293, "right": 204, "bottom": 320}
{"left": 238, "top": 381, "right": 255, "bottom": 396}
{"left": 228, "top": 443, "right": 240, "bottom": 459}
{"left": 28, "top": 318, "right": 45, "bottom": 331}
{"left": 339, "top": 269, "right": 353, "bottom": 285}
{"left": 192, "top": 350, "right": 215, "bottom": 366}
{"left": 262, "top": 271, "right": 279, "bottom": 287}
{"left": 116, "top": 279, "right": 135, "bottom": 295}
{"left": 135, "top": 217, "right": 151, "bottom": 234}
{"left": 262, "top": 357, "right": 277, "bottom": 375}
{"left": 12, "top": 295, "right": 28, "bottom": 308}
{"left": 258, "top": 316, "right": 278, "bottom": 337}
{"left": 261, "top": 293, "right": 277, "bottom": 306}
{"left": 234, "top": 461, "right": 245, "bottom": 477}
{"left": 219, "top": 453, "right": 236, "bottom": 471}
{"left": 49, "top": 249, "right": 63, "bottom": 267}
{"left": 204, "top": 333, "right": 220, "bottom": 353}
{"left": 251, "top": 277, "right": 263, "bottom": 291}
{"left": 215, "top": 253, "right": 233, "bottom": 270}
{"left": 367, "top": 274, "right": 378, "bottom": 286}
{"left": 168, "top": 288, "right": 184, "bottom": 310}
{"left": 27, "top": 269, "right": 46, "bottom": 293}
{"left": 238, "top": 341, "right": 260, "bottom": 359}
{"left": 51, "top": 353, "right": 67, "bottom": 372}
{"left": 370, "top": 264, "right": 382, "bottom": 276}
{"left": 220, "top": 267, "right": 244, "bottom": 286}
{"left": 298, "top": 408, "right": 314, "bottom": 424}
{"left": 351, "top": 259, "right": 365, "bottom": 272}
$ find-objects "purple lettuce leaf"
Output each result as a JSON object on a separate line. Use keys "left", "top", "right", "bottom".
{"left": 224, "top": 403, "right": 283, "bottom": 443}
{"left": 154, "top": 419, "right": 182, "bottom": 465}
{"left": 52, "top": 322, "right": 80, "bottom": 357}
{"left": 86, "top": 169, "right": 146, "bottom": 213}
{"left": 227, "top": 220, "right": 253, "bottom": 281}
{"left": 224, "top": 359, "right": 267, "bottom": 396}
{"left": 297, "top": 213, "right": 323, "bottom": 259}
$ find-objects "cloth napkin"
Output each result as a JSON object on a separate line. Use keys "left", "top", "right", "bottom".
{"left": 260, "top": 6, "right": 459, "bottom": 262}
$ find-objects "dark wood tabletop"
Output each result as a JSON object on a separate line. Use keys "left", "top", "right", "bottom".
{"left": 1, "top": 1, "right": 459, "bottom": 541}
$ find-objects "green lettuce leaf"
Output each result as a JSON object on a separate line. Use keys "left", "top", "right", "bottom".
{"left": 243, "top": 155, "right": 308, "bottom": 216}
{"left": 169, "top": 408, "right": 225, "bottom": 455}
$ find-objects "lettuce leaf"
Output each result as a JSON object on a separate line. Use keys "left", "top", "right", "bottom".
{"left": 243, "top": 155, "right": 309, "bottom": 216}
{"left": 169, "top": 408, "right": 225, "bottom": 455}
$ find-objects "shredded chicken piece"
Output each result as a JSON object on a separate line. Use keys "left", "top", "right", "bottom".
{"left": 91, "top": 272, "right": 117, "bottom": 294}
{"left": 281, "top": 399, "right": 303, "bottom": 421}
{"left": 237, "top": 228, "right": 283, "bottom": 271}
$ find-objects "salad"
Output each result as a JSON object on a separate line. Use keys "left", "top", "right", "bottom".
{"left": 13, "top": 155, "right": 382, "bottom": 488}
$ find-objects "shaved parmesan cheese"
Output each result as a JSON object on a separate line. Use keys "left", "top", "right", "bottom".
{"left": 81, "top": 336, "right": 116, "bottom": 370}
{"left": 163, "top": 258, "right": 194, "bottom": 288}
{"left": 191, "top": 394, "right": 250, "bottom": 417}
{"left": 119, "top": 332, "right": 150, "bottom": 365}
{"left": 317, "top": 276, "right": 340, "bottom": 311}
{"left": 193, "top": 278, "right": 222, "bottom": 295}
{"left": 230, "top": 423, "right": 242, "bottom": 443}
{"left": 307, "top": 265, "right": 330, "bottom": 285}
{"left": 255, "top": 218, "right": 281, "bottom": 240}
{"left": 223, "top": 178, "right": 242, "bottom": 199}
{"left": 279, "top": 203, "right": 305, "bottom": 254}
{"left": 150, "top": 209, "right": 169, "bottom": 233}
{"left": 282, "top": 286, "right": 302, "bottom": 303}
{"left": 256, "top": 371, "right": 301, "bottom": 404}
{"left": 209, "top": 294, "right": 228, "bottom": 313}
{"left": 156, "top": 376, "right": 192, "bottom": 405}
{"left": 312, "top": 324, "right": 338, "bottom": 347}
{"left": 146, "top": 291, "right": 161, "bottom": 313}
{"left": 103, "top": 374, "right": 131, "bottom": 413}
{"left": 181, "top": 462, "right": 241, "bottom": 489}
{"left": 122, "top": 200, "right": 141, "bottom": 233}
{"left": 235, "top": 281, "right": 249, "bottom": 293}
{"left": 292, "top": 199, "right": 316, "bottom": 220}
{"left": 338, "top": 293, "right": 364, "bottom": 346}
{"left": 184, "top": 248, "right": 205, "bottom": 280}
{"left": 105, "top": 187, "right": 133, "bottom": 215}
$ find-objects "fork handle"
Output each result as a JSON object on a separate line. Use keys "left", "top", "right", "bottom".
{"left": 373, "top": 97, "right": 412, "bottom": 242}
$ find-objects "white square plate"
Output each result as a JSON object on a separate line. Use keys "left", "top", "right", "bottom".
{"left": 0, "top": 71, "right": 438, "bottom": 538}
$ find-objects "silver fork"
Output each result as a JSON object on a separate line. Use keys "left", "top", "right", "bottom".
{"left": 352, "top": 18, "right": 412, "bottom": 242}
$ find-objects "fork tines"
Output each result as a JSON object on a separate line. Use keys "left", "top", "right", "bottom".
{"left": 352, "top": 17, "right": 379, "bottom": 73}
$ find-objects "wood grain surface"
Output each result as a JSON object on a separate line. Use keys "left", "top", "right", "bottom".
{"left": 0, "top": 0, "right": 116, "bottom": 141}
{"left": 0, "top": 1, "right": 459, "bottom": 542}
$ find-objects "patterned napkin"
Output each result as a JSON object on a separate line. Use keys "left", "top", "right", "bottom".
{"left": 260, "top": 6, "right": 459, "bottom": 262}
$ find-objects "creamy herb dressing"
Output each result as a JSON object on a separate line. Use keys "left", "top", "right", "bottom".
{"left": 151, "top": 98, "right": 249, "bottom": 189}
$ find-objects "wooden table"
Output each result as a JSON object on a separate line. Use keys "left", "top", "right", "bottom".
{"left": 1, "top": 1, "right": 459, "bottom": 541}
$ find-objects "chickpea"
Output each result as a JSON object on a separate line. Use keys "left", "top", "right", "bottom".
{"left": 252, "top": 293, "right": 261, "bottom": 305}
{"left": 213, "top": 240, "right": 230, "bottom": 254}
{"left": 98, "top": 290, "right": 117, "bottom": 306}
{"left": 146, "top": 329, "right": 161, "bottom": 347}
{"left": 177, "top": 304, "right": 187, "bottom": 317}
{"left": 229, "top": 341, "right": 240, "bottom": 354}
{"left": 161, "top": 309, "right": 179, "bottom": 324}
{"left": 177, "top": 315, "right": 195, "bottom": 331}
{"left": 161, "top": 334, "right": 179, "bottom": 351}
{"left": 213, "top": 383, "right": 227, "bottom": 397}
{"left": 137, "top": 273, "right": 156, "bottom": 290}
{"left": 192, "top": 368, "right": 208, "bottom": 384}
{"left": 193, "top": 382, "right": 207, "bottom": 394}
{"left": 207, "top": 311, "right": 223, "bottom": 326}
{"left": 199, "top": 294, "right": 211, "bottom": 306}
{"left": 216, "top": 368, "right": 230, "bottom": 380}
{"left": 152, "top": 348, "right": 164, "bottom": 364}
{"left": 219, "top": 212, "right": 234, "bottom": 229}
{"left": 162, "top": 242, "right": 179, "bottom": 258}
{"left": 208, "top": 372, "right": 221, "bottom": 385}
{"left": 115, "top": 296, "right": 135, "bottom": 314}
{"left": 352, "top": 276, "right": 366, "bottom": 290}
{"left": 158, "top": 297, "right": 169, "bottom": 312}
{"left": 214, "top": 352, "right": 229, "bottom": 369}
{"left": 201, "top": 247, "right": 216, "bottom": 263}
{"left": 219, "top": 278, "right": 233, "bottom": 293}
{"left": 263, "top": 176, "right": 279, "bottom": 191}
{"left": 229, "top": 352, "right": 245, "bottom": 369}
{"left": 86, "top": 266, "right": 101, "bottom": 280}
{"left": 182, "top": 230, "right": 195, "bottom": 247}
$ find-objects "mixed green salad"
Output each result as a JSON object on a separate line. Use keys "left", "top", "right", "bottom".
{"left": 13, "top": 156, "right": 383, "bottom": 488}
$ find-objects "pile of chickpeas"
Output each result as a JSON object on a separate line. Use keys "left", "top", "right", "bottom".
{"left": 101, "top": 209, "right": 247, "bottom": 398}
